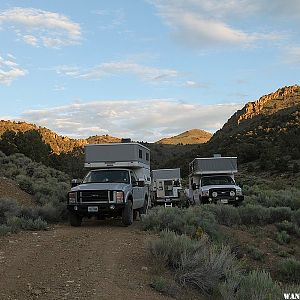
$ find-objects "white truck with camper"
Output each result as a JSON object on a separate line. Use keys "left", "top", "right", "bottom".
{"left": 189, "top": 155, "right": 244, "bottom": 206}
{"left": 67, "top": 141, "right": 151, "bottom": 226}
{"left": 151, "top": 168, "right": 183, "bottom": 207}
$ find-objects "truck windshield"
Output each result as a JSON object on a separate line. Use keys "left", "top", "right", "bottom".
{"left": 83, "top": 170, "right": 130, "bottom": 184}
{"left": 202, "top": 176, "right": 234, "bottom": 186}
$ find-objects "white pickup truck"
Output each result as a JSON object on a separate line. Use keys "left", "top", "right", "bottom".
{"left": 67, "top": 141, "right": 151, "bottom": 226}
{"left": 189, "top": 156, "right": 244, "bottom": 206}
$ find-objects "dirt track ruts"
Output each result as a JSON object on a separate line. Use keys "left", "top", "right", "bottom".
{"left": 0, "top": 219, "right": 171, "bottom": 300}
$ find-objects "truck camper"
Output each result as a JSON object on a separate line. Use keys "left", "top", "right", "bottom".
{"left": 67, "top": 141, "right": 150, "bottom": 226}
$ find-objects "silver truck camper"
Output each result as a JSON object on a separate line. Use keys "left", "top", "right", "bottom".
{"left": 189, "top": 156, "right": 243, "bottom": 206}
{"left": 151, "top": 168, "right": 183, "bottom": 207}
{"left": 67, "top": 142, "right": 150, "bottom": 226}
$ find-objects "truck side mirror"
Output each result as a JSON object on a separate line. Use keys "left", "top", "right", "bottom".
{"left": 192, "top": 183, "right": 197, "bottom": 190}
{"left": 71, "top": 179, "right": 81, "bottom": 187}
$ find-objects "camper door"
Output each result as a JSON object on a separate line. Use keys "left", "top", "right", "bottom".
{"left": 157, "top": 180, "right": 174, "bottom": 198}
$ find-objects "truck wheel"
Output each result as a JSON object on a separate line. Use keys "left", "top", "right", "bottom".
{"left": 139, "top": 198, "right": 148, "bottom": 215}
{"left": 69, "top": 213, "right": 82, "bottom": 227}
{"left": 122, "top": 201, "right": 133, "bottom": 226}
{"left": 133, "top": 210, "right": 138, "bottom": 221}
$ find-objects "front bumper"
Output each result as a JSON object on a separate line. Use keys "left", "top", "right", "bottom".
{"left": 152, "top": 197, "right": 181, "bottom": 205}
{"left": 67, "top": 203, "right": 125, "bottom": 217}
{"left": 200, "top": 195, "right": 244, "bottom": 205}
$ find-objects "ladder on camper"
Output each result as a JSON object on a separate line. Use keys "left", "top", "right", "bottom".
{"left": 164, "top": 202, "right": 173, "bottom": 208}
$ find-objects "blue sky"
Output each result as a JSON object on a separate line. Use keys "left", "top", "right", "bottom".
{"left": 0, "top": 0, "right": 299, "bottom": 141}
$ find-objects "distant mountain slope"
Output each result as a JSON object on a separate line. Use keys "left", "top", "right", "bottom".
{"left": 156, "top": 129, "right": 212, "bottom": 145}
{"left": 158, "top": 84, "right": 300, "bottom": 176}
{"left": 0, "top": 120, "right": 120, "bottom": 154}
{"left": 212, "top": 85, "right": 300, "bottom": 141}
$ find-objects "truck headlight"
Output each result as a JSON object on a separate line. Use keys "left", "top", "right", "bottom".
{"left": 115, "top": 191, "right": 124, "bottom": 203}
{"left": 230, "top": 191, "right": 235, "bottom": 197}
{"left": 236, "top": 189, "right": 242, "bottom": 196}
{"left": 68, "top": 192, "right": 77, "bottom": 204}
{"left": 212, "top": 191, "right": 218, "bottom": 198}
{"left": 202, "top": 190, "right": 209, "bottom": 197}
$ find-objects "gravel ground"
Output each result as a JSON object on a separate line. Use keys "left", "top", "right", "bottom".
{"left": 0, "top": 219, "right": 172, "bottom": 300}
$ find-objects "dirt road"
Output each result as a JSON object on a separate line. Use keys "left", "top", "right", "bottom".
{"left": 0, "top": 220, "right": 171, "bottom": 300}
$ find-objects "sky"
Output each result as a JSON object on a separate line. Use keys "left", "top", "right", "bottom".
{"left": 0, "top": 0, "right": 299, "bottom": 142}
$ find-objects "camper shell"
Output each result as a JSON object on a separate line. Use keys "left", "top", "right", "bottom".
{"left": 67, "top": 142, "right": 150, "bottom": 226}
{"left": 189, "top": 156, "right": 243, "bottom": 206}
{"left": 85, "top": 143, "right": 150, "bottom": 169}
{"left": 151, "top": 168, "right": 183, "bottom": 207}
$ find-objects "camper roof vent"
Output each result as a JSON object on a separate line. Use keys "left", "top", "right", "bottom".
{"left": 121, "top": 138, "right": 131, "bottom": 143}
{"left": 213, "top": 154, "right": 221, "bottom": 158}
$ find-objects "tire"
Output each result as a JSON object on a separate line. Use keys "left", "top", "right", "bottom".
{"left": 133, "top": 210, "right": 138, "bottom": 221}
{"left": 122, "top": 201, "right": 133, "bottom": 226}
{"left": 139, "top": 197, "right": 148, "bottom": 215}
{"left": 69, "top": 212, "right": 82, "bottom": 227}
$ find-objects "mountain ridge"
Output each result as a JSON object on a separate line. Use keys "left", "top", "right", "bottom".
{"left": 156, "top": 129, "right": 212, "bottom": 145}
{"left": 212, "top": 84, "right": 300, "bottom": 141}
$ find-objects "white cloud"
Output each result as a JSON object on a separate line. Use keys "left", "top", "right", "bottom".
{"left": 0, "top": 54, "right": 27, "bottom": 85}
{"left": 56, "top": 62, "right": 179, "bottom": 83}
{"left": 22, "top": 34, "right": 38, "bottom": 46}
{"left": 149, "top": 0, "right": 285, "bottom": 48}
{"left": 184, "top": 80, "right": 208, "bottom": 88}
{"left": 20, "top": 99, "right": 243, "bottom": 141}
{"left": 0, "top": 7, "right": 81, "bottom": 48}
{"left": 285, "top": 46, "right": 300, "bottom": 64}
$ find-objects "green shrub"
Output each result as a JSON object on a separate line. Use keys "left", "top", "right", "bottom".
{"left": 150, "top": 276, "right": 180, "bottom": 298}
{"left": 0, "top": 224, "right": 11, "bottom": 236}
{"left": 238, "top": 205, "right": 270, "bottom": 225}
{"left": 275, "top": 221, "right": 300, "bottom": 236}
{"left": 0, "top": 198, "right": 20, "bottom": 224}
{"left": 7, "top": 216, "right": 47, "bottom": 231}
{"left": 275, "top": 231, "right": 291, "bottom": 245}
{"left": 244, "top": 186, "right": 300, "bottom": 210}
{"left": 142, "top": 206, "right": 220, "bottom": 240}
{"left": 269, "top": 207, "right": 292, "bottom": 223}
{"left": 150, "top": 231, "right": 240, "bottom": 294}
{"left": 292, "top": 210, "right": 300, "bottom": 227}
{"left": 277, "top": 258, "right": 300, "bottom": 283}
{"left": 149, "top": 230, "right": 199, "bottom": 269}
{"left": 245, "top": 245, "right": 265, "bottom": 261}
{"left": 16, "top": 174, "right": 34, "bottom": 194}
{"left": 178, "top": 243, "right": 239, "bottom": 294}
{"left": 204, "top": 204, "right": 241, "bottom": 226}
{"left": 235, "top": 270, "right": 281, "bottom": 300}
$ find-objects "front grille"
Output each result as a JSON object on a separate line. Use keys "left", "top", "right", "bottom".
{"left": 209, "top": 188, "right": 235, "bottom": 198}
{"left": 80, "top": 190, "right": 109, "bottom": 203}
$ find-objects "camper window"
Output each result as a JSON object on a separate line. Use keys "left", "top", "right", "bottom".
{"left": 146, "top": 152, "right": 149, "bottom": 161}
{"left": 139, "top": 149, "right": 143, "bottom": 159}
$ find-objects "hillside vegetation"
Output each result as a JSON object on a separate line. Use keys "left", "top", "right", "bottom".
{"left": 0, "top": 151, "right": 70, "bottom": 235}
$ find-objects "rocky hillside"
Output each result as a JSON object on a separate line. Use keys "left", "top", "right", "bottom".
{"left": 158, "top": 84, "right": 300, "bottom": 175}
{"left": 156, "top": 129, "right": 212, "bottom": 145}
{"left": 212, "top": 85, "right": 300, "bottom": 140}
{"left": 0, "top": 120, "right": 120, "bottom": 154}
